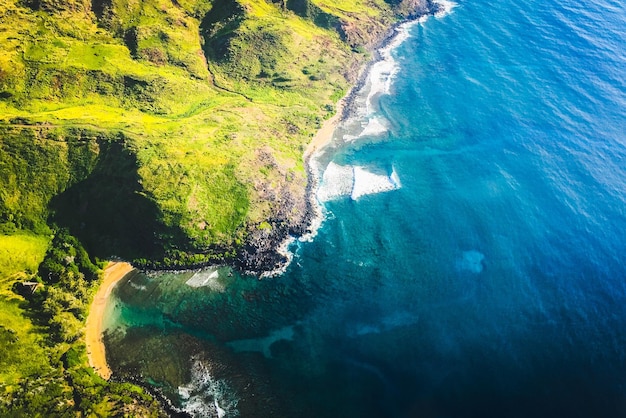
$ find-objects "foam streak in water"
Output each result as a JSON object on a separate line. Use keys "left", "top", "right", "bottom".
{"left": 434, "top": 0, "right": 458, "bottom": 18}
{"left": 364, "top": 25, "right": 411, "bottom": 114}
{"left": 186, "top": 269, "right": 222, "bottom": 290}
{"left": 317, "top": 161, "right": 354, "bottom": 202}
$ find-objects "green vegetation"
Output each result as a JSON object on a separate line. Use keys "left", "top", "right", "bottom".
{"left": 0, "top": 233, "right": 50, "bottom": 385}
{"left": 0, "top": 230, "right": 163, "bottom": 415}
{"left": 0, "top": 0, "right": 400, "bottom": 265}
{"left": 0, "top": 0, "right": 422, "bottom": 413}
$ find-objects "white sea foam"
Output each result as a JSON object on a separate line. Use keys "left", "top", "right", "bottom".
{"left": 185, "top": 269, "right": 221, "bottom": 289}
{"left": 297, "top": 158, "right": 325, "bottom": 244}
{"left": 128, "top": 280, "right": 147, "bottom": 291}
{"left": 390, "top": 166, "right": 401, "bottom": 188}
{"left": 365, "top": 60, "right": 395, "bottom": 113}
{"left": 299, "top": 212, "right": 322, "bottom": 243}
{"left": 178, "top": 357, "right": 239, "bottom": 418}
{"left": 317, "top": 163, "right": 401, "bottom": 201}
{"left": 351, "top": 166, "right": 400, "bottom": 200}
{"left": 317, "top": 161, "right": 355, "bottom": 202}
{"left": 360, "top": 116, "right": 389, "bottom": 137}
{"left": 363, "top": 25, "right": 413, "bottom": 113}
{"left": 435, "top": 0, "right": 458, "bottom": 18}
{"left": 259, "top": 236, "right": 296, "bottom": 278}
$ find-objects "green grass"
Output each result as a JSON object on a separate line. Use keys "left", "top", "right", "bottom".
{"left": 0, "top": 233, "right": 49, "bottom": 285}
{"left": 0, "top": 231, "right": 163, "bottom": 415}
{"left": 0, "top": 233, "right": 50, "bottom": 385}
{"left": 0, "top": 296, "right": 51, "bottom": 386}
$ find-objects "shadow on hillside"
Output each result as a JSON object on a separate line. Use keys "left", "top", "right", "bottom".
{"left": 50, "top": 141, "right": 184, "bottom": 261}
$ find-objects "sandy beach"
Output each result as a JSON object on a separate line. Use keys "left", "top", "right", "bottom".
{"left": 304, "top": 99, "right": 346, "bottom": 158}
{"left": 85, "top": 261, "right": 135, "bottom": 380}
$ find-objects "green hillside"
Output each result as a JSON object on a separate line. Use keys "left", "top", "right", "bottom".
{"left": 0, "top": 0, "right": 404, "bottom": 265}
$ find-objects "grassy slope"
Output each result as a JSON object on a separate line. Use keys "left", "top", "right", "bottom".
{"left": 0, "top": 0, "right": 395, "bottom": 258}
{"left": 0, "top": 233, "right": 50, "bottom": 385}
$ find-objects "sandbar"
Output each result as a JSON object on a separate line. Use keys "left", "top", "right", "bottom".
{"left": 85, "top": 261, "right": 135, "bottom": 380}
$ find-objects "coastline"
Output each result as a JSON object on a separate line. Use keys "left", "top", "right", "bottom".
{"left": 257, "top": 5, "right": 446, "bottom": 278}
{"left": 85, "top": 261, "right": 135, "bottom": 380}
{"left": 304, "top": 99, "right": 347, "bottom": 159}
{"left": 298, "top": 20, "right": 425, "bottom": 251}
{"left": 83, "top": 7, "right": 444, "bottom": 415}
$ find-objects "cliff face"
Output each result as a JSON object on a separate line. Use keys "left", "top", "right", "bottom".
{"left": 0, "top": 0, "right": 437, "bottom": 269}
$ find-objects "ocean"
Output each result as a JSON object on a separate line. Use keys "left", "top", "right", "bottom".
{"left": 103, "top": 0, "right": 626, "bottom": 416}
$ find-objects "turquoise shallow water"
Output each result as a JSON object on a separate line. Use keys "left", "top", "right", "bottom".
{"left": 105, "top": 0, "right": 626, "bottom": 416}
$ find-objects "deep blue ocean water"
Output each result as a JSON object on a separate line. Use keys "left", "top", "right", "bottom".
{"left": 104, "top": 0, "right": 626, "bottom": 416}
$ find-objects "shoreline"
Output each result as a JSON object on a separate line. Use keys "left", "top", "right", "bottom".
{"left": 85, "top": 261, "right": 135, "bottom": 380}
{"left": 304, "top": 98, "right": 347, "bottom": 159}
{"left": 297, "top": 16, "right": 432, "bottom": 259}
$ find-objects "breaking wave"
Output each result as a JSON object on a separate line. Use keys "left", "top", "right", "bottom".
{"left": 185, "top": 269, "right": 223, "bottom": 291}
{"left": 317, "top": 162, "right": 401, "bottom": 202}
{"left": 178, "top": 357, "right": 239, "bottom": 418}
{"left": 434, "top": 0, "right": 458, "bottom": 18}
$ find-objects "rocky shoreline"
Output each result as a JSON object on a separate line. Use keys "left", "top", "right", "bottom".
{"left": 235, "top": 0, "right": 444, "bottom": 278}
{"left": 110, "top": 374, "right": 192, "bottom": 418}
{"left": 340, "top": 0, "right": 444, "bottom": 120}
